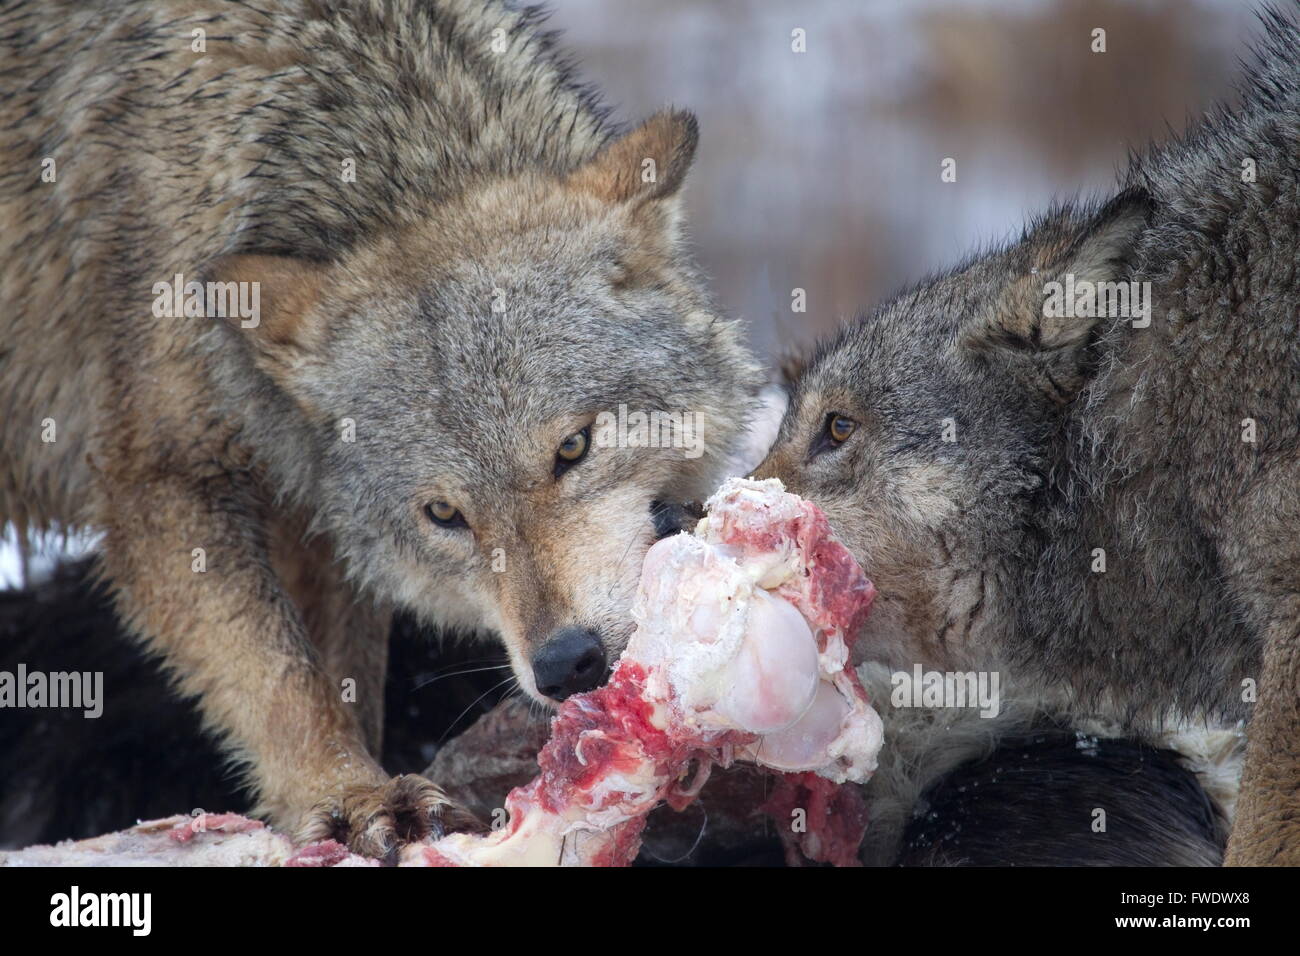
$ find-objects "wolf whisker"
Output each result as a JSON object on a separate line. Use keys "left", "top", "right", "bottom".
{"left": 412, "top": 663, "right": 511, "bottom": 692}
{"left": 437, "top": 675, "right": 519, "bottom": 745}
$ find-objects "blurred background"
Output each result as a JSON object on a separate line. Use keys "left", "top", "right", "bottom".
{"left": 547, "top": 0, "right": 1256, "bottom": 358}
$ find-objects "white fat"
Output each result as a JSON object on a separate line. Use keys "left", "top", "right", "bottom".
{"left": 428, "top": 808, "right": 567, "bottom": 867}
{"left": 629, "top": 533, "right": 815, "bottom": 730}
{"left": 630, "top": 476, "right": 882, "bottom": 781}
{"left": 713, "top": 589, "right": 820, "bottom": 733}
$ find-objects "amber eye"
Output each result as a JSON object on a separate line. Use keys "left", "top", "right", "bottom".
{"left": 558, "top": 428, "right": 588, "bottom": 461}
{"left": 554, "top": 426, "right": 590, "bottom": 477}
{"left": 424, "top": 500, "right": 465, "bottom": 528}
{"left": 828, "top": 414, "right": 857, "bottom": 444}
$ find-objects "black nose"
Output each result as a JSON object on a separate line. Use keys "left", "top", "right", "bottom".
{"left": 532, "top": 627, "right": 609, "bottom": 701}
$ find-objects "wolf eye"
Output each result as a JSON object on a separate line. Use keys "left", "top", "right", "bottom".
{"left": 554, "top": 427, "right": 590, "bottom": 477}
{"left": 828, "top": 414, "right": 857, "bottom": 444}
{"left": 809, "top": 412, "right": 857, "bottom": 460}
{"left": 424, "top": 500, "right": 466, "bottom": 529}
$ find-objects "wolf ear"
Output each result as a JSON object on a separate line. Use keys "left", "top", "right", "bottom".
{"left": 205, "top": 254, "right": 330, "bottom": 385}
{"left": 778, "top": 350, "right": 811, "bottom": 391}
{"left": 567, "top": 109, "right": 699, "bottom": 206}
{"left": 961, "top": 188, "right": 1154, "bottom": 403}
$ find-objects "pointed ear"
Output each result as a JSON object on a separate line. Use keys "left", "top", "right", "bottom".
{"left": 567, "top": 109, "right": 699, "bottom": 205}
{"left": 205, "top": 254, "right": 330, "bottom": 384}
{"left": 778, "top": 349, "right": 811, "bottom": 391}
{"left": 961, "top": 188, "right": 1154, "bottom": 403}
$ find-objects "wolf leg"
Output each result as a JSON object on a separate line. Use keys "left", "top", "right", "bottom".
{"left": 100, "top": 475, "right": 474, "bottom": 859}
{"left": 1226, "top": 606, "right": 1300, "bottom": 865}
{"left": 268, "top": 509, "right": 390, "bottom": 755}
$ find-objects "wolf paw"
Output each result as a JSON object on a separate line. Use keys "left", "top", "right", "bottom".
{"left": 297, "top": 774, "right": 485, "bottom": 863}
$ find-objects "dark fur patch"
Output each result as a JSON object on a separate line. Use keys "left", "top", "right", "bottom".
{"left": 899, "top": 732, "right": 1225, "bottom": 867}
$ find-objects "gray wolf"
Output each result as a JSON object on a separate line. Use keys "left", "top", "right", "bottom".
{"left": 0, "top": 0, "right": 760, "bottom": 857}
{"left": 758, "top": 7, "right": 1300, "bottom": 864}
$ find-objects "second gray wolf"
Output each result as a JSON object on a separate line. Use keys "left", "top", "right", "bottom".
{"left": 759, "top": 7, "right": 1300, "bottom": 864}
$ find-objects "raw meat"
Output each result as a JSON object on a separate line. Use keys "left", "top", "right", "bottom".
{"left": 404, "top": 477, "right": 883, "bottom": 867}
{"left": 0, "top": 813, "right": 376, "bottom": 867}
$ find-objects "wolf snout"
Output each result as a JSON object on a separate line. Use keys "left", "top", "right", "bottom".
{"left": 532, "top": 626, "right": 610, "bottom": 701}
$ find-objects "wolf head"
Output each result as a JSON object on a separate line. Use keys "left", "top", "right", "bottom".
{"left": 756, "top": 189, "right": 1152, "bottom": 672}
{"left": 213, "top": 111, "right": 763, "bottom": 703}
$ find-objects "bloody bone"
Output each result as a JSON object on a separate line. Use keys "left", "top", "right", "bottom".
{"left": 404, "top": 477, "right": 883, "bottom": 867}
